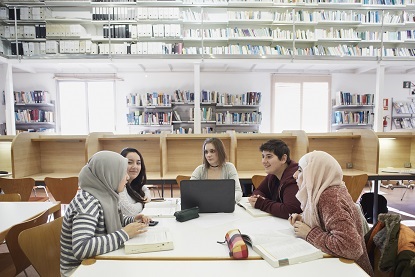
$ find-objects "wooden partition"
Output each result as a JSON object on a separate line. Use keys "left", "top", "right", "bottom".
{"left": 232, "top": 130, "right": 308, "bottom": 179}
{"left": 376, "top": 131, "right": 415, "bottom": 170}
{"left": 307, "top": 129, "right": 379, "bottom": 174}
{"left": 86, "top": 132, "right": 163, "bottom": 179}
{"left": 0, "top": 135, "right": 14, "bottom": 173}
{"left": 161, "top": 133, "right": 233, "bottom": 179}
{"left": 11, "top": 133, "right": 87, "bottom": 180}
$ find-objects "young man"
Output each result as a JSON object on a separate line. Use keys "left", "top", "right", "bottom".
{"left": 248, "top": 139, "right": 302, "bottom": 219}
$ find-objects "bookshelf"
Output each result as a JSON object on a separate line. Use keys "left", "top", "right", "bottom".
{"left": 13, "top": 90, "right": 55, "bottom": 133}
{"left": 0, "top": 1, "right": 415, "bottom": 60}
{"left": 331, "top": 91, "right": 375, "bottom": 131}
{"left": 391, "top": 97, "right": 415, "bottom": 130}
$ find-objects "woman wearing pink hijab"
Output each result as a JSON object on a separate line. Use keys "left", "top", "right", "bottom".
{"left": 289, "top": 151, "right": 373, "bottom": 276}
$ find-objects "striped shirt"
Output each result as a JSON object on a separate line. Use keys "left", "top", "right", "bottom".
{"left": 60, "top": 190, "right": 134, "bottom": 275}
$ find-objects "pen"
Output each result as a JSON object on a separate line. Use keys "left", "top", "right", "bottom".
{"left": 237, "top": 203, "right": 246, "bottom": 210}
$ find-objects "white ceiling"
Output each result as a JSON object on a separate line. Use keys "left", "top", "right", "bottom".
{"left": 3, "top": 57, "right": 415, "bottom": 74}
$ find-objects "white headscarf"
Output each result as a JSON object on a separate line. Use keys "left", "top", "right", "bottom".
{"left": 295, "top": 151, "right": 343, "bottom": 228}
{"left": 79, "top": 151, "right": 128, "bottom": 234}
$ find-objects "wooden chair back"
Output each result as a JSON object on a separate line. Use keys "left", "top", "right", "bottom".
{"left": 44, "top": 177, "right": 79, "bottom": 204}
{"left": 0, "top": 178, "right": 48, "bottom": 202}
{"left": 176, "top": 175, "right": 191, "bottom": 188}
{"left": 18, "top": 217, "right": 64, "bottom": 277}
{"left": 0, "top": 193, "right": 21, "bottom": 202}
{"left": 252, "top": 175, "right": 266, "bottom": 189}
{"left": 4, "top": 210, "right": 49, "bottom": 276}
{"left": 342, "top": 174, "right": 369, "bottom": 203}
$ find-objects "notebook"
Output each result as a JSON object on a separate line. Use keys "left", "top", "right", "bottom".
{"left": 180, "top": 179, "right": 235, "bottom": 213}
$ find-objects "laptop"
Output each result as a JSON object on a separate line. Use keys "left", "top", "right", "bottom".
{"left": 180, "top": 179, "right": 235, "bottom": 213}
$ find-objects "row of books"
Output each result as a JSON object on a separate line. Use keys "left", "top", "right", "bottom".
{"left": 333, "top": 110, "right": 374, "bottom": 125}
{"left": 173, "top": 90, "right": 194, "bottom": 103}
{"left": 46, "top": 24, "right": 88, "bottom": 38}
{"left": 127, "top": 92, "right": 173, "bottom": 107}
{"left": 334, "top": 91, "right": 375, "bottom": 106}
{"left": 216, "top": 111, "right": 262, "bottom": 125}
{"left": 201, "top": 90, "right": 262, "bottom": 105}
{"left": 0, "top": 7, "right": 51, "bottom": 21}
{"left": 393, "top": 101, "right": 415, "bottom": 114}
{"left": 102, "top": 24, "right": 181, "bottom": 39}
{"left": 0, "top": 25, "right": 46, "bottom": 39}
{"left": 92, "top": 7, "right": 180, "bottom": 21}
{"left": 14, "top": 90, "right": 51, "bottom": 104}
{"left": 393, "top": 117, "right": 415, "bottom": 129}
{"left": 126, "top": 111, "right": 173, "bottom": 126}
{"left": 15, "top": 109, "right": 54, "bottom": 123}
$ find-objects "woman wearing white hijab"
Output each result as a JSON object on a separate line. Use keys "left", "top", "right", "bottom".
{"left": 289, "top": 151, "right": 373, "bottom": 276}
{"left": 60, "top": 151, "right": 149, "bottom": 276}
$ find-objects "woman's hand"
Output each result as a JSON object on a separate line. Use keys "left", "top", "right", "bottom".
{"left": 123, "top": 222, "right": 147, "bottom": 239}
{"left": 289, "top": 213, "right": 303, "bottom": 225}
{"left": 135, "top": 214, "right": 151, "bottom": 224}
{"left": 293, "top": 221, "right": 311, "bottom": 240}
{"left": 143, "top": 197, "right": 151, "bottom": 203}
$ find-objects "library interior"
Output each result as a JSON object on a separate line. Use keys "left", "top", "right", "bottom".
{"left": 1, "top": 0, "right": 415, "bottom": 276}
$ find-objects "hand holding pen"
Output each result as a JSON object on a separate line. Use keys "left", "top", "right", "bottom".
{"left": 248, "top": 194, "right": 266, "bottom": 207}
{"left": 288, "top": 213, "right": 303, "bottom": 226}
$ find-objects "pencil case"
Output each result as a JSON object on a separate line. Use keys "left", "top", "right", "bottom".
{"left": 174, "top": 206, "right": 199, "bottom": 222}
{"left": 218, "top": 229, "right": 249, "bottom": 259}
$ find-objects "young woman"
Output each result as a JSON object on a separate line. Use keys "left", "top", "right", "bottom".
{"left": 118, "top": 147, "right": 152, "bottom": 217}
{"left": 190, "top": 137, "right": 242, "bottom": 202}
{"left": 60, "top": 151, "right": 150, "bottom": 276}
{"left": 290, "top": 150, "right": 373, "bottom": 276}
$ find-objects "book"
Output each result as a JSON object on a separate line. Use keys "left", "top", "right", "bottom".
{"left": 248, "top": 234, "right": 323, "bottom": 268}
{"left": 237, "top": 200, "right": 271, "bottom": 217}
{"left": 141, "top": 198, "right": 179, "bottom": 218}
{"left": 124, "top": 228, "right": 174, "bottom": 254}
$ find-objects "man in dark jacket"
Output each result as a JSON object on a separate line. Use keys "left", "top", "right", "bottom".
{"left": 248, "top": 139, "right": 302, "bottom": 219}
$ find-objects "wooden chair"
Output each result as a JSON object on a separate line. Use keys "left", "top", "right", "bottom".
{"left": 251, "top": 175, "right": 266, "bottom": 189}
{"left": 0, "top": 210, "right": 49, "bottom": 277}
{"left": 18, "top": 216, "right": 64, "bottom": 277}
{"left": 0, "top": 193, "right": 21, "bottom": 202}
{"left": 342, "top": 174, "right": 369, "bottom": 203}
{"left": 0, "top": 178, "right": 49, "bottom": 202}
{"left": 44, "top": 177, "right": 79, "bottom": 204}
{"left": 176, "top": 175, "right": 191, "bottom": 188}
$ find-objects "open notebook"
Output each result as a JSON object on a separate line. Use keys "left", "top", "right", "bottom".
{"left": 237, "top": 198, "right": 271, "bottom": 217}
{"left": 141, "top": 199, "right": 180, "bottom": 218}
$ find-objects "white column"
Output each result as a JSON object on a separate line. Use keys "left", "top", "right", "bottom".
{"left": 193, "top": 62, "right": 201, "bottom": 134}
{"left": 3, "top": 63, "right": 15, "bottom": 135}
{"left": 374, "top": 64, "right": 385, "bottom": 132}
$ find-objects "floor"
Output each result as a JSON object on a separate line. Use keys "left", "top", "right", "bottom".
{"left": 1, "top": 182, "right": 414, "bottom": 277}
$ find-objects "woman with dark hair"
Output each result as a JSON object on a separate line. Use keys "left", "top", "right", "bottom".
{"left": 119, "top": 147, "right": 152, "bottom": 216}
{"left": 190, "top": 137, "right": 242, "bottom": 202}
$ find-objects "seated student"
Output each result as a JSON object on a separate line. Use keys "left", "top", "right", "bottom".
{"left": 119, "top": 147, "right": 152, "bottom": 216}
{"left": 60, "top": 151, "right": 150, "bottom": 276}
{"left": 191, "top": 137, "right": 243, "bottom": 202}
{"left": 248, "top": 139, "right": 302, "bottom": 219}
{"left": 290, "top": 151, "right": 373, "bottom": 276}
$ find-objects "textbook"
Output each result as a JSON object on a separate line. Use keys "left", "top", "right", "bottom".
{"left": 141, "top": 198, "right": 179, "bottom": 218}
{"left": 247, "top": 233, "right": 323, "bottom": 268}
{"left": 124, "top": 228, "right": 174, "bottom": 254}
{"left": 237, "top": 200, "right": 271, "bottom": 217}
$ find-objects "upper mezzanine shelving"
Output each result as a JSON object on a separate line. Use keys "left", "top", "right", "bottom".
{"left": 1, "top": 0, "right": 415, "bottom": 61}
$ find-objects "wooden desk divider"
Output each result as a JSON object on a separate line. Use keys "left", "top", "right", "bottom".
{"left": 86, "top": 132, "right": 163, "bottom": 180}
{"left": 376, "top": 131, "right": 415, "bottom": 170}
{"left": 307, "top": 129, "right": 379, "bottom": 175}
{"left": 161, "top": 133, "right": 233, "bottom": 180}
{"left": 0, "top": 135, "right": 14, "bottom": 173}
{"left": 231, "top": 130, "right": 308, "bottom": 179}
{"left": 11, "top": 133, "right": 87, "bottom": 180}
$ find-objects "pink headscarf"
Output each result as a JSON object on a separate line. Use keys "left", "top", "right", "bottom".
{"left": 295, "top": 151, "right": 344, "bottom": 229}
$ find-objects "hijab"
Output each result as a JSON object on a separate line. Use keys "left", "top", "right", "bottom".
{"left": 295, "top": 151, "right": 343, "bottom": 229}
{"left": 78, "top": 150, "right": 128, "bottom": 234}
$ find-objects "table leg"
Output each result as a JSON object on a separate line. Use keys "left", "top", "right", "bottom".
{"left": 373, "top": 180, "right": 379, "bottom": 225}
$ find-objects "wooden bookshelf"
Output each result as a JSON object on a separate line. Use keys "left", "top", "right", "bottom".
{"left": 86, "top": 132, "right": 163, "bottom": 180}
{"left": 161, "top": 133, "right": 233, "bottom": 180}
{"left": 232, "top": 130, "right": 308, "bottom": 179}
{"left": 376, "top": 131, "right": 415, "bottom": 170}
{"left": 307, "top": 129, "right": 379, "bottom": 174}
{"left": 11, "top": 133, "right": 87, "bottom": 180}
{"left": 0, "top": 135, "right": 14, "bottom": 173}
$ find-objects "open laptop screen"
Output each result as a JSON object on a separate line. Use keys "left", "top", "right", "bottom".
{"left": 180, "top": 179, "right": 235, "bottom": 213}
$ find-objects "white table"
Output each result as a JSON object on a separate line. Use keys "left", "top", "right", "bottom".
{"left": 97, "top": 201, "right": 292, "bottom": 260}
{"left": 0, "top": 201, "right": 60, "bottom": 241}
{"left": 73, "top": 258, "right": 369, "bottom": 277}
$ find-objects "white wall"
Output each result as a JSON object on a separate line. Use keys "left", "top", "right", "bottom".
{"left": 9, "top": 70, "right": 415, "bottom": 134}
